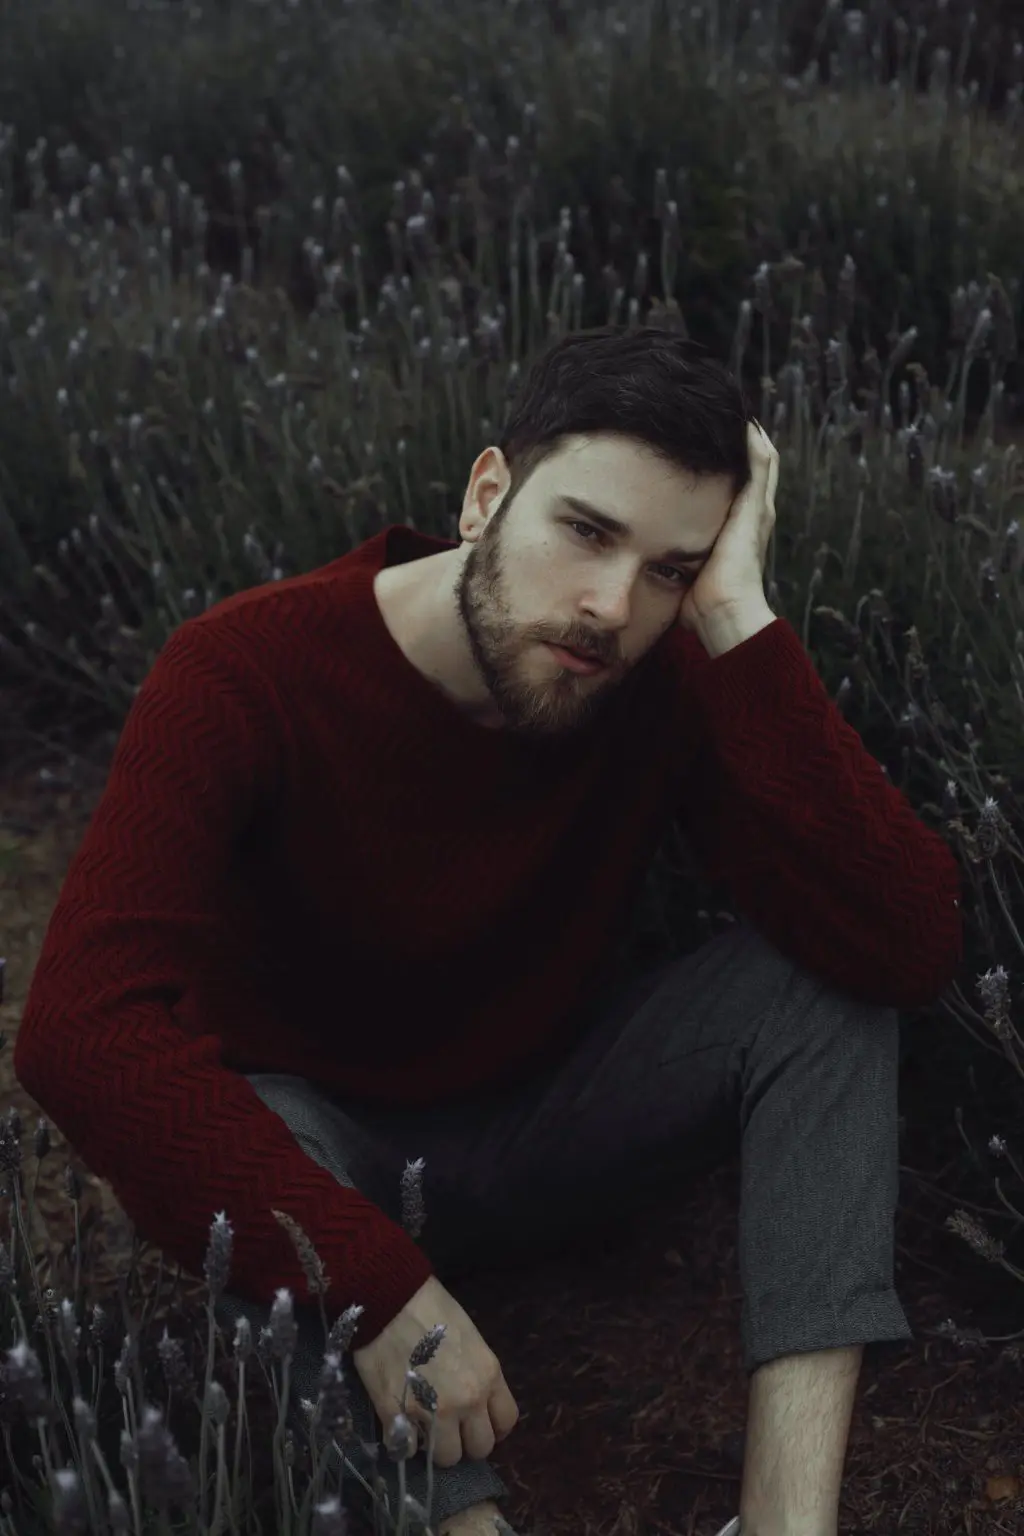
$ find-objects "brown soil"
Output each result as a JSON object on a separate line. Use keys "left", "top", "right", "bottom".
{"left": 1, "top": 760, "right": 1022, "bottom": 1536}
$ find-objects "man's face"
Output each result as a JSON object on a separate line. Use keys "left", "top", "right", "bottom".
{"left": 452, "top": 432, "right": 737, "bottom": 738}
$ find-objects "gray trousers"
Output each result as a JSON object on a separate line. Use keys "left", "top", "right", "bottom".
{"left": 214, "top": 918, "right": 913, "bottom": 1528}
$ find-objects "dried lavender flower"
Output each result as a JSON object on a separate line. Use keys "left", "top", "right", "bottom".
{"left": 50, "top": 1467, "right": 88, "bottom": 1535}
{"left": 204, "top": 1379, "right": 229, "bottom": 1427}
{"left": 3, "top": 1339, "right": 49, "bottom": 1418}
{"left": 409, "top": 1323, "right": 446, "bottom": 1369}
{"left": 945, "top": 1210, "right": 1005, "bottom": 1264}
{"left": 269, "top": 1288, "right": 298, "bottom": 1361}
{"left": 107, "top": 1489, "right": 131, "bottom": 1533}
{"left": 385, "top": 1411, "right": 416, "bottom": 1461}
{"left": 405, "top": 1368, "right": 438, "bottom": 1416}
{"left": 232, "top": 1313, "right": 253, "bottom": 1363}
{"left": 203, "top": 1211, "right": 233, "bottom": 1301}
{"left": 327, "top": 1302, "right": 364, "bottom": 1354}
{"left": 272, "top": 1207, "right": 329, "bottom": 1296}
{"left": 311, "top": 1494, "right": 349, "bottom": 1535}
{"left": 72, "top": 1394, "right": 96, "bottom": 1441}
{"left": 976, "top": 796, "right": 1005, "bottom": 858}
{"left": 134, "top": 1403, "right": 195, "bottom": 1508}
{"left": 157, "top": 1327, "right": 198, "bottom": 1399}
{"left": 0, "top": 1115, "right": 21, "bottom": 1176}
{"left": 400, "top": 1156, "right": 427, "bottom": 1239}
{"left": 33, "top": 1117, "right": 51, "bottom": 1161}
{"left": 317, "top": 1351, "right": 354, "bottom": 1439}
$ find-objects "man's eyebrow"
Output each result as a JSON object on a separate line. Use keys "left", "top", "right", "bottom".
{"left": 554, "top": 494, "right": 716, "bottom": 564}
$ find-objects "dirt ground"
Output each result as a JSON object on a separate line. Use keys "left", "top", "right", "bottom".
{"left": 2, "top": 758, "right": 1023, "bottom": 1535}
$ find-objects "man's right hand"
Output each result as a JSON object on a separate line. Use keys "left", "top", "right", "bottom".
{"left": 351, "top": 1274, "right": 520, "bottom": 1467}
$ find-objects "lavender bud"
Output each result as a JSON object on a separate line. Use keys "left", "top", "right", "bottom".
{"left": 945, "top": 1209, "right": 1005, "bottom": 1263}
{"left": 107, "top": 1490, "right": 131, "bottom": 1532}
{"left": 51, "top": 1467, "right": 88, "bottom": 1534}
{"left": 272, "top": 1207, "right": 328, "bottom": 1297}
{"left": 317, "top": 1351, "right": 353, "bottom": 1438}
{"left": 64, "top": 1163, "right": 81, "bottom": 1202}
{"left": 72, "top": 1394, "right": 97, "bottom": 1441}
{"left": 941, "top": 779, "right": 959, "bottom": 819}
{"left": 403, "top": 1494, "right": 430, "bottom": 1526}
{"left": 33, "top": 1118, "right": 51, "bottom": 1161}
{"left": 58, "top": 1299, "right": 80, "bottom": 1363}
{"left": 114, "top": 1335, "right": 133, "bottom": 1396}
{"left": 928, "top": 465, "right": 959, "bottom": 523}
{"left": 135, "top": 1403, "right": 195, "bottom": 1508}
{"left": 157, "top": 1328, "right": 198, "bottom": 1399}
{"left": 119, "top": 1428, "right": 137, "bottom": 1475}
{"left": 405, "top": 1369, "right": 438, "bottom": 1416}
{"left": 0, "top": 1116, "right": 21, "bottom": 1176}
{"left": 977, "top": 964, "right": 1011, "bottom": 1020}
{"left": 385, "top": 1412, "right": 417, "bottom": 1461}
{"left": 976, "top": 796, "right": 1005, "bottom": 858}
{"left": 311, "top": 1495, "right": 349, "bottom": 1535}
{"left": 327, "top": 1302, "right": 365, "bottom": 1354}
{"left": 269, "top": 1289, "right": 298, "bottom": 1361}
{"left": 89, "top": 1304, "right": 113, "bottom": 1352}
{"left": 204, "top": 1379, "right": 229, "bottom": 1428}
{"left": 408, "top": 1323, "right": 446, "bottom": 1369}
{"left": 3, "top": 1340, "right": 50, "bottom": 1418}
{"left": 232, "top": 1314, "right": 253, "bottom": 1363}
{"left": 400, "top": 1157, "right": 426, "bottom": 1239}
{"left": 203, "top": 1211, "right": 233, "bottom": 1302}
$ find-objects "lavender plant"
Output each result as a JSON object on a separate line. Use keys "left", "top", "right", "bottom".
{"left": 0, "top": 4, "right": 1022, "bottom": 1527}
{"left": 0, "top": 1024, "right": 516, "bottom": 1536}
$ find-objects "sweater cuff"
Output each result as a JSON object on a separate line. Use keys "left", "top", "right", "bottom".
{"left": 689, "top": 616, "right": 820, "bottom": 729}
{"left": 342, "top": 1231, "right": 437, "bottom": 1349}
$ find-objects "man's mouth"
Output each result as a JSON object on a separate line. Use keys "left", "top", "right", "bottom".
{"left": 546, "top": 642, "right": 609, "bottom": 674}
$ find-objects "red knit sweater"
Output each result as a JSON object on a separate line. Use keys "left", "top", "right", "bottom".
{"left": 15, "top": 524, "right": 963, "bottom": 1346}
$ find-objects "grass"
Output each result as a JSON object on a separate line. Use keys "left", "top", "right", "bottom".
{"left": 0, "top": 0, "right": 1023, "bottom": 1529}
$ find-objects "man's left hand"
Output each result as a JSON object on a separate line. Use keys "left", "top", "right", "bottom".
{"left": 678, "top": 420, "right": 779, "bottom": 636}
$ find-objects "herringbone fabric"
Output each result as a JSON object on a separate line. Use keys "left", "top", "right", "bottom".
{"left": 15, "top": 523, "right": 962, "bottom": 1347}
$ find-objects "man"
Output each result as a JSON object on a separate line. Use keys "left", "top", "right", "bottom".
{"left": 16, "top": 326, "right": 962, "bottom": 1536}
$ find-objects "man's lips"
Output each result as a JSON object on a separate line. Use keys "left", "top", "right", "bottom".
{"left": 546, "top": 642, "right": 610, "bottom": 672}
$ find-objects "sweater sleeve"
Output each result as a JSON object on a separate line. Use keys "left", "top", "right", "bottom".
{"left": 14, "top": 619, "right": 434, "bottom": 1347}
{"left": 674, "top": 616, "right": 964, "bottom": 1010}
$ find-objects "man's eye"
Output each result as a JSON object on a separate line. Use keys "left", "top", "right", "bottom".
{"left": 567, "top": 520, "right": 692, "bottom": 585}
{"left": 568, "top": 520, "right": 601, "bottom": 543}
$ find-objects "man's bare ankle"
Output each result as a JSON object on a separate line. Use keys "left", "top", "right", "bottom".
{"left": 437, "top": 1496, "right": 505, "bottom": 1535}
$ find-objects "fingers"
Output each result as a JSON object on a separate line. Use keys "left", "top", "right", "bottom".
{"left": 424, "top": 1415, "right": 466, "bottom": 1468}
{"left": 749, "top": 418, "right": 779, "bottom": 512}
{"left": 459, "top": 1408, "right": 498, "bottom": 1463}
{"left": 749, "top": 418, "right": 778, "bottom": 461}
{"left": 490, "top": 1378, "right": 520, "bottom": 1441}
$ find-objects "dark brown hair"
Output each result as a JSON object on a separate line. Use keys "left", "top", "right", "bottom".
{"left": 496, "top": 324, "right": 755, "bottom": 510}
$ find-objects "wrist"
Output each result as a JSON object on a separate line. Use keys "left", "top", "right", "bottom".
{"left": 694, "top": 600, "right": 776, "bottom": 658}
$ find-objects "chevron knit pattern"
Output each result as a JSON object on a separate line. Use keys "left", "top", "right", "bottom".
{"left": 15, "top": 524, "right": 963, "bottom": 1348}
